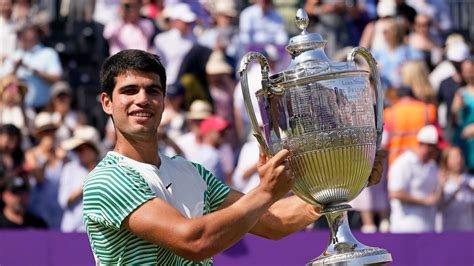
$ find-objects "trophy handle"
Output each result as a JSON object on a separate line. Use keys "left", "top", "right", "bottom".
{"left": 239, "top": 52, "right": 272, "bottom": 156}
{"left": 347, "top": 47, "right": 384, "bottom": 150}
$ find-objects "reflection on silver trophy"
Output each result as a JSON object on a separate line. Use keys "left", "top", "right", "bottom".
{"left": 239, "top": 9, "right": 392, "bottom": 266}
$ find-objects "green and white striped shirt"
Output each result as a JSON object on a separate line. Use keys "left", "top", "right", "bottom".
{"left": 83, "top": 152, "right": 230, "bottom": 265}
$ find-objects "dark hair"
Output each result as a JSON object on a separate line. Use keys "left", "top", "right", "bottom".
{"left": 100, "top": 49, "right": 167, "bottom": 98}
{"left": 397, "top": 86, "right": 414, "bottom": 98}
{"left": 0, "top": 124, "right": 21, "bottom": 137}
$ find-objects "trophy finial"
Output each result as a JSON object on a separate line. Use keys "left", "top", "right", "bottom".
{"left": 295, "top": 8, "right": 309, "bottom": 34}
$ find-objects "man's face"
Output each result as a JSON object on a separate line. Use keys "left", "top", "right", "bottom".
{"left": 101, "top": 70, "right": 165, "bottom": 142}
{"left": 75, "top": 143, "right": 98, "bottom": 166}
{"left": 120, "top": 0, "right": 140, "bottom": 22}
{"left": 2, "top": 190, "right": 29, "bottom": 214}
{"left": 0, "top": 0, "right": 12, "bottom": 17}
{"left": 419, "top": 143, "right": 438, "bottom": 161}
{"left": 461, "top": 61, "right": 474, "bottom": 85}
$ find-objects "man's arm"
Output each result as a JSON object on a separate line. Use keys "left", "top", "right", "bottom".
{"left": 389, "top": 190, "right": 440, "bottom": 206}
{"left": 123, "top": 149, "right": 293, "bottom": 262}
{"left": 219, "top": 190, "right": 320, "bottom": 240}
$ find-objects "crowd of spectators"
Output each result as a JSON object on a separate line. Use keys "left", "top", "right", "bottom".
{"left": 0, "top": 0, "right": 472, "bottom": 235}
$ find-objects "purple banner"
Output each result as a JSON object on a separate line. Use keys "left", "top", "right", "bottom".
{"left": 0, "top": 230, "right": 472, "bottom": 265}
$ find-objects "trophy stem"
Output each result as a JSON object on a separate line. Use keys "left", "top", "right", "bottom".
{"left": 307, "top": 206, "right": 392, "bottom": 266}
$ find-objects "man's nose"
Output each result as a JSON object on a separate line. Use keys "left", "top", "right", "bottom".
{"left": 135, "top": 89, "right": 149, "bottom": 104}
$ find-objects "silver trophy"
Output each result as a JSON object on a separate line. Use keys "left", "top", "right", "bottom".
{"left": 239, "top": 9, "right": 392, "bottom": 266}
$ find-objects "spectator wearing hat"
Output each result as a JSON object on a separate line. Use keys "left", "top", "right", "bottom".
{"left": 451, "top": 57, "right": 474, "bottom": 173}
{"left": 430, "top": 34, "right": 470, "bottom": 93}
{"left": 388, "top": 125, "right": 442, "bottom": 233}
{"left": 103, "top": 0, "right": 155, "bottom": 56}
{"left": 175, "top": 99, "right": 213, "bottom": 157}
{"left": 47, "top": 80, "right": 87, "bottom": 144}
{"left": 184, "top": 115, "right": 228, "bottom": 183}
{"left": 58, "top": 126, "right": 101, "bottom": 232}
{"left": 198, "top": 1, "right": 239, "bottom": 61}
{"left": 153, "top": 2, "right": 197, "bottom": 86}
{"left": 206, "top": 50, "right": 236, "bottom": 142}
{"left": 24, "top": 112, "right": 65, "bottom": 229}
{"left": 0, "top": 74, "right": 33, "bottom": 141}
{"left": 383, "top": 86, "right": 437, "bottom": 166}
{"left": 0, "top": 176, "right": 47, "bottom": 228}
{"left": 359, "top": 0, "right": 397, "bottom": 51}
{"left": 0, "top": 21, "right": 62, "bottom": 111}
{"left": 437, "top": 45, "right": 471, "bottom": 141}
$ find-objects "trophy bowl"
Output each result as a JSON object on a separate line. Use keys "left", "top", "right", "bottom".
{"left": 239, "top": 9, "right": 392, "bottom": 266}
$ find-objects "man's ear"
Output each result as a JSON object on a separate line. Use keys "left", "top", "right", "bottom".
{"left": 101, "top": 92, "right": 113, "bottom": 116}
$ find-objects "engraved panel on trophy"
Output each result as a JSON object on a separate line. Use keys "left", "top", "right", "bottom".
{"left": 287, "top": 85, "right": 314, "bottom": 136}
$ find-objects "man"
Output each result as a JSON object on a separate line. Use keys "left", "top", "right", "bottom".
{"left": 438, "top": 52, "right": 470, "bottom": 141}
{"left": 154, "top": 3, "right": 197, "bottom": 86}
{"left": 59, "top": 126, "right": 101, "bottom": 232}
{"left": 388, "top": 125, "right": 441, "bottom": 233}
{"left": 383, "top": 86, "right": 437, "bottom": 165}
{"left": 83, "top": 49, "right": 385, "bottom": 264}
{"left": 0, "top": 176, "right": 47, "bottom": 228}
{"left": 239, "top": 0, "right": 288, "bottom": 56}
{"left": 0, "top": 0, "right": 16, "bottom": 66}
{"left": 186, "top": 115, "right": 228, "bottom": 183}
{"left": 0, "top": 21, "right": 62, "bottom": 111}
{"left": 103, "top": 0, "right": 155, "bottom": 56}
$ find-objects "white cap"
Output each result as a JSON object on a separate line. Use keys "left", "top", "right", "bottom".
{"left": 166, "top": 3, "right": 196, "bottom": 23}
{"left": 416, "top": 125, "right": 438, "bottom": 145}
{"left": 377, "top": 0, "right": 396, "bottom": 18}
{"left": 214, "top": 1, "right": 237, "bottom": 17}
{"left": 446, "top": 42, "right": 470, "bottom": 63}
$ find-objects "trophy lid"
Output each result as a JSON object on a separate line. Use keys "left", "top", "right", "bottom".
{"left": 285, "top": 9, "right": 329, "bottom": 62}
{"left": 270, "top": 9, "right": 360, "bottom": 87}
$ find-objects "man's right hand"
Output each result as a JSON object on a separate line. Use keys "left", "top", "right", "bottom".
{"left": 256, "top": 148, "right": 294, "bottom": 202}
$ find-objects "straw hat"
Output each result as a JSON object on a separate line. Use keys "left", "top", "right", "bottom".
{"left": 206, "top": 50, "right": 233, "bottom": 75}
{"left": 0, "top": 75, "right": 28, "bottom": 97}
{"left": 34, "top": 112, "right": 57, "bottom": 133}
{"left": 61, "top": 126, "right": 102, "bottom": 154}
{"left": 186, "top": 100, "right": 213, "bottom": 120}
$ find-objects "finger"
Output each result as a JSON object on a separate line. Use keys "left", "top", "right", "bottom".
{"left": 274, "top": 163, "right": 294, "bottom": 182}
{"left": 270, "top": 149, "right": 290, "bottom": 166}
{"left": 257, "top": 145, "right": 268, "bottom": 167}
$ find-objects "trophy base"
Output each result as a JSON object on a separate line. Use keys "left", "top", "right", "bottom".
{"left": 307, "top": 247, "right": 392, "bottom": 266}
{"left": 308, "top": 205, "right": 392, "bottom": 266}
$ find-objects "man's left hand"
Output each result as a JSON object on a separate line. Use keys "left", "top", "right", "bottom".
{"left": 367, "top": 150, "right": 388, "bottom": 187}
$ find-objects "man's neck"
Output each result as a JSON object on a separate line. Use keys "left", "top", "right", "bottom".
{"left": 114, "top": 136, "right": 161, "bottom": 166}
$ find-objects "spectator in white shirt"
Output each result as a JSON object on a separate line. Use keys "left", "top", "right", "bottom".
{"left": 388, "top": 125, "right": 442, "bottom": 233}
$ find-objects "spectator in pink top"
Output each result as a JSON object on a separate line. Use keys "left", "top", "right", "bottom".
{"left": 103, "top": 0, "right": 155, "bottom": 55}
